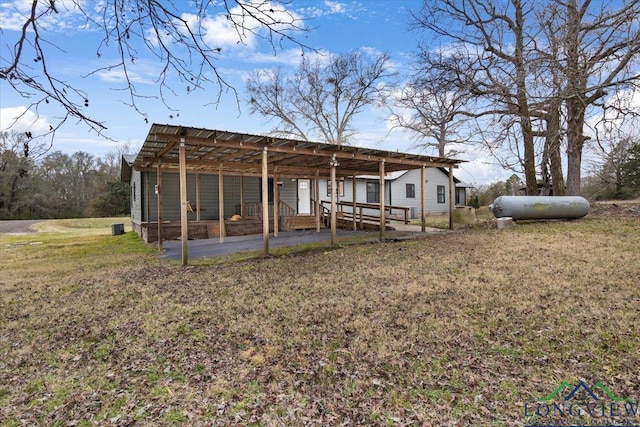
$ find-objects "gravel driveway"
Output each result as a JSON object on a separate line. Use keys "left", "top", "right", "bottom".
{"left": 0, "top": 220, "right": 44, "bottom": 234}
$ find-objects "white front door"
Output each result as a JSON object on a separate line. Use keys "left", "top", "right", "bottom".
{"left": 297, "top": 179, "right": 311, "bottom": 215}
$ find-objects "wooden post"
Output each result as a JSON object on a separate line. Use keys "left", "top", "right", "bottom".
{"left": 219, "top": 164, "right": 225, "bottom": 243}
{"left": 157, "top": 161, "right": 163, "bottom": 249}
{"left": 315, "top": 170, "right": 320, "bottom": 233}
{"left": 273, "top": 168, "right": 279, "bottom": 237}
{"left": 449, "top": 166, "right": 454, "bottom": 230}
{"left": 379, "top": 159, "right": 386, "bottom": 239}
{"left": 262, "top": 147, "right": 269, "bottom": 255}
{"left": 240, "top": 175, "right": 244, "bottom": 217}
{"left": 145, "top": 172, "right": 150, "bottom": 223}
{"left": 179, "top": 139, "right": 188, "bottom": 266}
{"left": 421, "top": 165, "right": 426, "bottom": 233}
{"left": 196, "top": 173, "right": 201, "bottom": 222}
{"left": 330, "top": 155, "right": 337, "bottom": 245}
{"left": 352, "top": 176, "right": 357, "bottom": 230}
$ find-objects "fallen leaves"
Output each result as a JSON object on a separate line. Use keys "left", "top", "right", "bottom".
{"left": 1, "top": 214, "right": 639, "bottom": 425}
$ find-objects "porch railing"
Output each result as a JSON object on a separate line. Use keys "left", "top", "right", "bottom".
{"left": 320, "top": 200, "right": 410, "bottom": 228}
{"left": 242, "top": 201, "right": 296, "bottom": 219}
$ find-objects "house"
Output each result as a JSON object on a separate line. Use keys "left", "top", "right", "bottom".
{"left": 121, "top": 124, "right": 465, "bottom": 262}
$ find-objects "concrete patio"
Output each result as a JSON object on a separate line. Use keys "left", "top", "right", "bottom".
{"left": 159, "top": 224, "right": 440, "bottom": 260}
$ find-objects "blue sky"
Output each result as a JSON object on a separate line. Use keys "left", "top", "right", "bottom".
{"left": 0, "top": 0, "right": 515, "bottom": 185}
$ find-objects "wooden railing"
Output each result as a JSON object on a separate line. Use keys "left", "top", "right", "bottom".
{"left": 321, "top": 200, "right": 410, "bottom": 228}
{"left": 242, "top": 201, "right": 296, "bottom": 219}
{"left": 279, "top": 200, "right": 296, "bottom": 217}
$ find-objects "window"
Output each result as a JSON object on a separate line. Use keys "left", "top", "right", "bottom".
{"left": 455, "top": 188, "right": 465, "bottom": 205}
{"left": 326, "top": 180, "right": 344, "bottom": 197}
{"left": 367, "top": 181, "right": 380, "bottom": 203}
{"left": 259, "top": 178, "right": 274, "bottom": 202}
{"left": 406, "top": 183, "right": 415, "bottom": 199}
{"left": 437, "top": 185, "right": 445, "bottom": 204}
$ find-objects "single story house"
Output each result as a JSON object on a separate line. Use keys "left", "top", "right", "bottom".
{"left": 121, "top": 124, "right": 465, "bottom": 263}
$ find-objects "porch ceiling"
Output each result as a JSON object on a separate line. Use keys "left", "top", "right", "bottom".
{"left": 134, "top": 123, "right": 464, "bottom": 177}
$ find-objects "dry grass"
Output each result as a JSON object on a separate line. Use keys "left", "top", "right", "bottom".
{"left": 1, "top": 208, "right": 639, "bottom": 426}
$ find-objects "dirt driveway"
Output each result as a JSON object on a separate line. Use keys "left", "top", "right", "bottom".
{"left": 0, "top": 220, "right": 44, "bottom": 234}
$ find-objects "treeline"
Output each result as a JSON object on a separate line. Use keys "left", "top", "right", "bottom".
{"left": 0, "top": 132, "right": 129, "bottom": 220}
{"left": 470, "top": 139, "right": 640, "bottom": 207}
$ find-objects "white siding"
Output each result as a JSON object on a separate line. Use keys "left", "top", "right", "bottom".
{"left": 316, "top": 168, "right": 454, "bottom": 219}
{"left": 388, "top": 169, "right": 451, "bottom": 217}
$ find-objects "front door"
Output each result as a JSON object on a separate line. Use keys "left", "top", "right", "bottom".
{"left": 297, "top": 179, "right": 311, "bottom": 215}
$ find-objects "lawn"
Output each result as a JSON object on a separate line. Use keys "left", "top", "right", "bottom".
{"left": 1, "top": 206, "right": 639, "bottom": 426}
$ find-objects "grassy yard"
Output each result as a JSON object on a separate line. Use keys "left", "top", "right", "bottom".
{"left": 1, "top": 207, "right": 639, "bottom": 426}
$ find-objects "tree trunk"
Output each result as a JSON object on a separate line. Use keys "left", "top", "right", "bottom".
{"left": 547, "top": 100, "right": 566, "bottom": 195}
{"left": 565, "top": 97, "right": 585, "bottom": 195}
{"left": 521, "top": 118, "right": 538, "bottom": 195}
{"left": 513, "top": 0, "right": 538, "bottom": 196}
{"left": 563, "top": 0, "right": 584, "bottom": 196}
{"left": 540, "top": 138, "right": 551, "bottom": 196}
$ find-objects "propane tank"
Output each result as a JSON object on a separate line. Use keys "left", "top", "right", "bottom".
{"left": 490, "top": 196, "right": 590, "bottom": 220}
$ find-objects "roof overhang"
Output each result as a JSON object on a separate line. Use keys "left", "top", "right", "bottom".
{"left": 132, "top": 124, "right": 465, "bottom": 178}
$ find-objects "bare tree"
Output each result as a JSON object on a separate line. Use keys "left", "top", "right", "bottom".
{"left": 413, "top": 0, "right": 640, "bottom": 195}
{"left": 541, "top": 0, "right": 640, "bottom": 195}
{"left": 388, "top": 74, "right": 472, "bottom": 158}
{"left": 246, "top": 50, "right": 394, "bottom": 145}
{"left": 0, "top": 0, "right": 308, "bottom": 140}
{"left": 413, "top": 0, "right": 543, "bottom": 194}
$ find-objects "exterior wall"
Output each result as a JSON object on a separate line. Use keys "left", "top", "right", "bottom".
{"left": 130, "top": 167, "right": 464, "bottom": 228}
{"left": 389, "top": 168, "right": 451, "bottom": 216}
{"left": 318, "top": 177, "right": 390, "bottom": 217}
{"left": 278, "top": 179, "right": 298, "bottom": 211}
{"left": 130, "top": 169, "right": 143, "bottom": 223}
{"left": 138, "top": 171, "right": 262, "bottom": 222}
{"left": 317, "top": 168, "right": 455, "bottom": 219}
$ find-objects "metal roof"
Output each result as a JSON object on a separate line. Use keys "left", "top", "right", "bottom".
{"left": 132, "top": 124, "right": 464, "bottom": 177}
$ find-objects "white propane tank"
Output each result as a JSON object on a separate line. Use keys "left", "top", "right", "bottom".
{"left": 490, "top": 196, "right": 590, "bottom": 220}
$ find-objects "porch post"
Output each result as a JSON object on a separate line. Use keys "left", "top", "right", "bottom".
{"left": 315, "top": 169, "right": 320, "bottom": 233}
{"left": 449, "top": 166, "right": 454, "bottom": 230}
{"left": 262, "top": 147, "right": 269, "bottom": 255}
{"left": 196, "top": 173, "right": 201, "bottom": 222}
{"left": 379, "top": 159, "right": 386, "bottom": 239}
{"left": 240, "top": 175, "right": 244, "bottom": 217}
{"left": 352, "top": 176, "right": 357, "bottom": 230}
{"left": 273, "top": 168, "right": 279, "bottom": 237}
{"left": 330, "top": 155, "right": 337, "bottom": 245}
{"left": 219, "top": 164, "right": 225, "bottom": 243}
{"left": 145, "top": 172, "right": 150, "bottom": 224}
{"left": 157, "top": 161, "right": 163, "bottom": 249}
{"left": 179, "top": 138, "right": 188, "bottom": 266}
{"left": 421, "top": 165, "right": 426, "bottom": 233}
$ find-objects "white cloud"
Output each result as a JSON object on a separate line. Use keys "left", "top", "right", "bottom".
{"left": 0, "top": 106, "right": 52, "bottom": 135}
{"left": 93, "top": 67, "right": 155, "bottom": 85}
{"left": 183, "top": 1, "right": 303, "bottom": 51}
{"left": 325, "top": 1, "right": 346, "bottom": 14}
{"left": 298, "top": 1, "right": 366, "bottom": 20}
{"left": 0, "top": 0, "right": 86, "bottom": 32}
{"left": 240, "top": 48, "right": 307, "bottom": 66}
